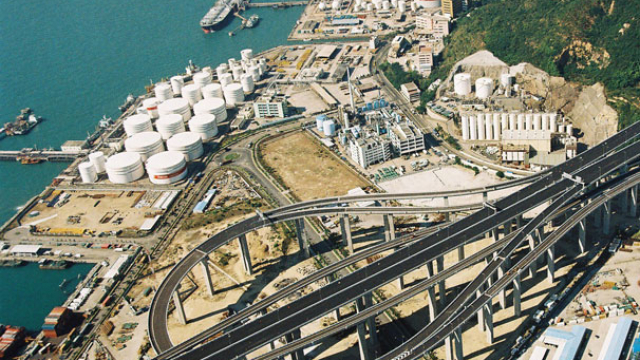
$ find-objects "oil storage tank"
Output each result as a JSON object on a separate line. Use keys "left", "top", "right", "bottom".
{"left": 170, "top": 76, "right": 184, "bottom": 95}
{"left": 158, "top": 98, "right": 192, "bottom": 121}
{"left": 454, "top": 73, "right": 472, "bottom": 96}
{"left": 154, "top": 82, "right": 173, "bottom": 102}
{"left": 143, "top": 97, "right": 159, "bottom": 119}
{"left": 88, "top": 151, "right": 107, "bottom": 174}
{"left": 189, "top": 114, "right": 218, "bottom": 140}
{"left": 193, "top": 98, "right": 227, "bottom": 121}
{"left": 145, "top": 151, "right": 188, "bottom": 185}
{"left": 193, "top": 72, "right": 212, "bottom": 88}
{"left": 181, "top": 84, "right": 203, "bottom": 106}
{"left": 202, "top": 83, "right": 224, "bottom": 99}
{"left": 78, "top": 162, "right": 97, "bottom": 184}
{"left": 223, "top": 83, "right": 245, "bottom": 106}
{"left": 123, "top": 114, "right": 153, "bottom": 137}
{"left": 323, "top": 119, "right": 336, "bottom": 137}
{"left": 167, "top": 132, "right": 204, "bottom": 161}
{"left": 240, "top": 74, "right": 255, "bottom": 93}
{"left": 156, "top": 114, "right": 186, "bottom": 140}
{"left": 475, "top": 78, "right": 493, "bottom": 99}
{"left": 124, "top": 131, "right": 165, "bottom": 161}
{"left": 106, "top": 152, "right": 145, "bottom": 184}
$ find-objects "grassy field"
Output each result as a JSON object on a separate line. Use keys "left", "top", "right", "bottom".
{"left": 262, "top": 131, "right": 368, "bottom": 200}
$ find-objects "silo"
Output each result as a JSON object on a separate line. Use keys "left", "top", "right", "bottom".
{"left": 517, "top": 114, "right": 525, "bottom": 131}
{"left": 189, "top": 114, "right": 218, "bottom": 140}
{"left": 228, "top": 58, "right": 237, "bottom": 68}
{"left": 398, "top": 0, "right": 406, "bottom": 12}
{"left": 223, "top": 83, "right": 245, "bottom": 106}
{"left": 533, "top": 113, "right": 541, "bottom": 131}
{"left": 156, "top": 114, "right": 186, "bottom": 140}
{"left": 193, "top": 72, "right": 212, "bottom": 88}
{"left": 181, "top": 84, "right": 203, "bottom": 106}
{"left": 240, "top": 74, "right": 255, "bottom": 93}
{"left": 500, "top": 73, "right": 512, "bottom": 88}
{"left": 323, "top": 120, "right": 336, "bottom": 137}
{"left": 509, "top": 113, "right": 517, "bottom": 130}
{"left": 492, "top": 113, "right": 500, "bottom": 140}
{"left": 469, "top": 116, "right": 477, "bottom": 140}
{"left": 124, "top": 114, "right": 153, "bottom": 137}
{"left": 216, "top": 64, "right": 229, "bottom": 77}
{"left": 106, "top": 152, "right": 145, "bottom": 184}
{"left": 501, "top": 113, "right": 508, "bottom": 131}
{"left": 382, "top": 0, "right": 391, "bottom": 9}
{"left": 316, "top": 114, "right": 327, "bottom": 131}
{"left": 541, "top": 114, "right": 549, "bottom": 131}
{"left": 475, "top": 78, "right": 493, "bottom": 99}
{"left": 249, "top": 66, "right": 261, "bottom": 82}
{"left": 231, "top": 65, "right": 244, "bottom": 81}
{"left": 332, "top": 0, "right": 340, "bottom": 9}
{"left": 193, "top": 98, "right": 228, "bottom": 121}
{"left": 485, "top": 114, "right": 493, "bottom": 140}
{"left": 202, "top": 83, "right": 224, "bottom": 99}
{"left": 550, "top": 113, "right": 558, "bottom": 132}
{"left": 143, "top": 97, "right": 159, "bottom": 119}
{"left": 158, "top": 98, "right": 192, "bottom": 121}
{"left": 319, "top": 1, "right": 327, "bottom": 10}
{"left": 219, "top": 73, "right": 234, "bottom": 87}
{"left": 461, "top": 114, "right": 470, "bottom": 140}
{"left": 88, "top": 151, "right": 107, "bottom": 174}
{"left": 170, "top": 76, "right": 185, "bottom": 95}
{"left": 154, "top": 82, "right": 173, "bottom": 102}
{"left": 124, "top": 131, "right": 165, "bottom": 161}
{"left": 259, "top": 58, "right": 268, "bottom": 74}
{"left": 367, "top": 3, "right": 374, "bottom": 11}
{"left": 410, "top": 1, "right": 417, "bottom": 11}
{"left": 567, "top": 124, "right": 573, "bottom": 136}
{"left": 558, "top": 124, "right": 565, "bottom": 134}
{"left": 241, "top": 49, "right": 254, "bottom": 62}
{"left": 145, "top": 151, "right": 188, "bottom": 185}
{"left": 477, "top": 114, "right": 485, "bottom": 140}
{"left": 78, "top": 162, "right": 98, "bottom": 184}
{"left": 167, "top": 132, "right": 204, "bottom": 161}
{"left": 454, "top": 73, "right": 472, "bottom": 96}
{"left": 525, "top": 113, "right": 532, "bottom": 131}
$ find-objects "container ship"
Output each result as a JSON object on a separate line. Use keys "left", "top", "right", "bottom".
{"left": 200, "top": 0, "right": 243, "bottom": 33}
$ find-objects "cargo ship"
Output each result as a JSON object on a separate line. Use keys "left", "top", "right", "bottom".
{"left": 200, "top": 0, "right": 243, "bottom": 33}
{"left": 3, "top": 108, "right": 42, "bottom": 137}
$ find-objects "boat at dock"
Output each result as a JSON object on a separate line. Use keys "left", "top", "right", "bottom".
{"left": 39, "top": 259, "right": 70, "bottom": 270}
{"left": 0, "top": 259, "right": 26, "bottom": 268}
{"left": 3, "top": 108, "right": 43, "bottom": 137}
{"left": 245, "top": 14, "right": 260, "bottom": 28}
{"left": 200, "top": 0, "right": 243, "bottom": 33}
{"left": 118, "top": 94, "right": 136, "bottom": 112}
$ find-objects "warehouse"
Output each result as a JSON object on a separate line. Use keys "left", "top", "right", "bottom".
{"left": 10, "top": 245, "right": 42, "bottom": 257}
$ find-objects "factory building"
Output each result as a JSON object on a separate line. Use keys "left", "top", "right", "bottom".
{"left": 401, "top": 82, "right": 421, "bottom": 103}
{"left": 253, "top": 95, "right": 288, "bottom": 118}
{"left": 348, "top": 135, "right": 392, "bottom": 168}
{"left": 596, "top": 317, "right": 635, "bottom": 360}
{"left": 391, "top": 36, "right": 409, "bottom": 58}
{"left": 415, "top": 10, "right": 450, "bottom": 38}
{"left": 501, "top": 129, "right": 552, "bottom": 153}
{"left": 414, "top": 43, "right": 434, "bottom": 76}
{"left": 441, "top": 0, "right": 462, "bottom": 17}
{"left": 389, "top": 121, "right": 426, "bottom": 155}
{"left": 539, "top": 326, "right": 587, "bottom": 360}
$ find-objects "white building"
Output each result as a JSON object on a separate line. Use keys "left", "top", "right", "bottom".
{"left": 401, "top": 82, "right": 421, "bottom": 103}
{"left": 415, "top": 10, "right": 451, "bottom": 38}
{"left": 253, "top": 95, "right": 288, "bottom": 118}
{"left": 389, "top": 121, "right": 426, "bottom": 155}
{"left": 415, "top": 43, "right": 434, "bottom": 76}
{"left": 349, "top": 136, "right": 392, "bottom": 168}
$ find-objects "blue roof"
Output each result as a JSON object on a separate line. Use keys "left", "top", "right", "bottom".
{"left": 544, "top": 326, "right": 587, "bottom": 360}
{"left": 632, "top": 337, "right": 640, "bottom": 354}
{"left": 193, "top": 201, "right": 207, "bottom": 213}
{"left": 602, "top": 318, "right": 634, "bottom": 360}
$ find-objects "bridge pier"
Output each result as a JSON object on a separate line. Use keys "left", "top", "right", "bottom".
{"left": 630, "top": 185, "right": 638, "bottom": 217}
{"left": 426, "top": 262, "right": 438, "bottom": 321}
{"left": 285, "top": 329, "right": 305, "bottom": 360}
{"left": 497, "top": 265, "right": 506, "bottom": 309}
{"left": 484, "top": 302, "right": 494, "bottom": 345}
{"left": 363, "top": 293, "right": 379, "bottom": 357}
{"left": 295, "top": 219, "right": 309, "bottom": 257}
{"left": 454, "top": 327, "right": 464, "bottom": 360}
{"left": 578, "top": 218, "right": 587, "bottom": 254}
{"left": 443, "top": 196, "right": 450, "bottom": 221}
{"left": 384, "top": 214, "right": 395, "bottom": 242}
{"left": 547, "top": 245, "right": 555, "bottom": 284}
{"left": 603, "top": 201, "right": 612, "bottom": 235}
{"left": 516, "top": 214, "right": 523, "bottom": 229}
{"left": 513, "top": 272, "right": 522, "bottom": 317}
{"left": 620, "top": 188, "right": 629, "bottom": 213}
{"left": 172, "top": 289, "right": 187, "bottom": 325}
{"left": 340, "top": 214, "right": 354, "bottom": 255}
{"left": 200, "top": 256, "right": 215, "bottom": 296}
{"left": 356, "top": 297, "right": 372, "bottom": 360}
{"left": 326, "top": 276, "right": 341, "bottom": 321}
{"left": 503, "top": 220, "right": 512, "bottom": 235}
{"left": 457, "top": 245, "right": 465, "bottom": 261}
{"left": 238, "top": 234, "right": 253, "bottom": 275}
{"left": 476, "top": 286, "right": 485, "bottom": 332}
{"left": 436, "top": 256, "right": 446, "bottom": 306}
{"left": 528, "top": 234, "right": 538, "bottom": 278}
{"left": 483, "top": 191, "right": 488, "bottom": 203}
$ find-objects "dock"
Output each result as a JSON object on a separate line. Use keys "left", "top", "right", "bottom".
{"left": 246, "top": 1, "right": 308, "bottom": 7}
{"left": 0, "top": 150, "right": 86, "bottom": 163}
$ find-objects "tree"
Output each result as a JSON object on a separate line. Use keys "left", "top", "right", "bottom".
{"left": 496, "top": 171, "right": 505, "bottom": 178}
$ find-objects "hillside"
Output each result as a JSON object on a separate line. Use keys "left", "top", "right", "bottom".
{"left": 430, "top": 0, "right": 640, "bottom": 128}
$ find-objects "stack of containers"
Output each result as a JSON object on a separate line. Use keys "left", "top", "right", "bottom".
{"left": 219, "top": 73, "right": 233, "bottom": 87}
{"left": 88, "top": 151, "right": 107, "bottom": 174}
{"left": 106, "top": 152, "right": 145, "bottom": 184}
{"left": 0, "top": 326, "right": 25, "bottom": 355}
{"left": 193, "top": 98, "right": 227, "bottom": 121}
{"left": 124, "top": 132, "right": 165, "bottom": 161}
{"left": 189, "top": 114, "right": 218, "bottom": 140}
{"left": 170, "top": 76, "right": 184, "bottom": 95}
{"left": 240, "top": 74, "right": 255, "bottom": 93}
{"left": 193, "top": 71, "right": 212, "bottom": 88}
{"left": 155, "top": 114, "right": 186, "bottom": 140}
{"left": 78, "top": 162, "right": 98, "bottom": 184}
{"left": 142, "top": 97, "right": 159, "bottom": 119}
{"left": 145, "top": 151, "right": 188, "bottom": 185}
{"left": 123, "top": 114, "right": 153, "bottom": 137}
{"left": 158, "top": 98, "right": 192, "bottom": 121}
{"left": 42, "top": 307, "right": 71, "bottom": 338}
{"left": 223, "top": 83, "right": 245, "bottom": 106}
{"left": 202, "top": 83, "right": 224, "bottom": 99}
{"left": 167, "top": 132, "right": 204, "bottom": 161}
{"left": 181, "top": 84, "right": 203, "bottom": 106}
{"left": 154, "top": 82, "right": 173, "bottom": 102}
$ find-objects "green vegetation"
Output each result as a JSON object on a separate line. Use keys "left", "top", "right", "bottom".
{"left": 428, "top": 0, "right": 640, "bottom": 127}
{"left": 496, "top": 171, "right": 505, "bottom": 178}
{"left": 379, "top": 62, "right": 437, "bottom": 110}
{"left": 224, "top": 153, "right": 240, "bottom": 162}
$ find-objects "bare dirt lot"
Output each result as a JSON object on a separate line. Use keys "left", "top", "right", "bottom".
{"left": 261, "top": 131, "right": 369, "bottom": 200}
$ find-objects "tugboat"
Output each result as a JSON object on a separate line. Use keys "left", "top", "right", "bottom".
{"left": 245, "top": 14, "right": 260, "bottom": 28}
{"left": 118, "top": 94, "right": 136, "bottom": 112}
{"left": 4, "top": 108, "right": 42, "bottom": 137}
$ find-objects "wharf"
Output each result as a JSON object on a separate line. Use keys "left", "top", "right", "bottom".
{"left": 0, "top": 150, "right": 86, "bottom": 163}
{"left": 246, "top": 1, "right": 308, "bottom": 7}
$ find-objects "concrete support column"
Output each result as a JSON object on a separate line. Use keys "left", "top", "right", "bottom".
{"left": 427, "top": 286, "right": 438, "bottom": 322}
{"left": 295, "top": 219, "right": 309, "bottom": 257}
{"left": 630, "top": 185, "right": 638, "bottom": 217}
{"left": 547, "top": 245, "right": 555, "bottom": 284}
{"left": 594, "top": 204, "right": 602, "bottom": 228}
{"left": 578, "top": 218, "right": 587, "bottom": 254}
{"left": 482, "top": 191, "right": 488, "bottom": 203}
{"left": 620, "top": 189, "right": 629, "bottom": 214}
{"left": 454, "top": 327, "right": 464, "bottom": 360}
{"left": 504, "top": 220, "right": 511, "bottom": 235}
{"left": 484, "top": 302, "right": 494, "bottom": 345}
{"left": 326, "top": 275, "right": 341, "bottom": 321}
{"left": 436, "top": 256, "right": 446, "bottom": 306}
{"left": 172, "top": 290, "right": 187, "bottom": 325}
{"left": 603, "top": 201, "right": 612, "bottom": 235}
{"left": 443, "top": 196, "right": 450, "bottom": 221}
{"left": 516, "top": 214, "right": 523, "bottom": 229}
{"left": 356, "top": 298, "right": 372, "bottom": 360}
{"left": 384, "top": 214, "right": 395, "bottom": 242}
{"left": 492, "top": 228, "right": 499, "bottom": 242}
{"left": 497, "top": 265, "right": 506, "bottom": 309}
{"left": 238, "top": 234, "right": 253, "bottom": 275}
{"left": 445, "top": 335, "right": 455, "bottom": 360}
{"left": 476, "top": 286, "right": 485, "bottom": 332}
{"left": 513, "top": 273, "right": 522, "bottom": 317}
{"left": 363, "top": 293, "right": 379, "bottom": 357}
{"left": 200, "top": 256, "right": 214, "bottom": 296}
{"left": 340, "top": 214, "right": 354, "bottom": 254}
{"left": 286, "top": 329, "right": 305, "bottom": 360}
{"left": 457, "top": 245, "right": 465, "bottom": 261}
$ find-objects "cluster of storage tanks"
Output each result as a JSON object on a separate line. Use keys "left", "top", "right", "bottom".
{"left": 319, "top": 0, "right": 407, "bottom": 13}
{"left": 453, "top": 73, "right": 515, "bottom": 99}
{"left": 78, "top": 49, "right": 268, "bottom": 186}
{"left": 316, "top": 114, "right": 337, "bottom": 137}
{"left": 460, "top": 112, "right": 570, "bottom": 141}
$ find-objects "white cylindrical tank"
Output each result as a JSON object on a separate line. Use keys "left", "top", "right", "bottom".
{"left": 167, "top": 132, "right": 204, "bottom": 161}
{"left": 492, "top": 113, "right": 500, "bottom": 140}
{"left": 124, "top": 114, "right": 153, "bottom": 137}
{"left": 501, "top": 113, "right": 508, "bottom": 131}
{"left": 533, "top": 113, "right": 541, "bottom": 131}
{"left": 323, "top": 120, "right": 336, "bottom": 137}
{"left": 485, "top": 114, "right": 492, "bottom": 140}
{"left": 249, "top": 66, "right": 261, "bottom": 82}
{"left": 170, "top": 76, "right": 184, "bottom": 95}
{"left": 398, "top": 0, "right": 406, "bottom": 12}
{"left": 88, "top": 151, "right": 107, "bottom": 174}
{"left": 517, "top": 114, "right": 525, "bottom": 131}
{"left": 525, "top": 113, "right": 533, "bottom": 131}
{"left": 477, "top": 114, "right": 485, "bottom": 140}
{"left": 319, "top": 1, "right": 327, "bottom": 10}
{"left": 567, "top": 124, "right": 573, "bottom": 135}
{"left": 145, "top": 151, "right": 188, "bottom": 185}
{"left": 541, "top": 114, "right": 549, "bottom": 131}
{"left": 500, "top": 73, "right": 512, "bottom": 88}
{"left": 332, "top": 0, "right": 340, "bottom": 9}
{"left": 558, "top": 124, "right": 565, "bottom": 134}
{"left": 216, "top": 64, "right": 229, "bottom": 77}
{"left": 228, "top": 58, "right": 237, "bottom": 68}
{"left": 509, "top": 113, "right": 517, "bottom": 130}
{"left": 223, "top": 83, "right": 245, "bottom": 106}
{"left": 382, "top": 0, "right": 391, "bottom": 9}
{"left": 124, "top": 131, "right": 165, "bottom": 161}
{"left": 154, "top": 82, "right": 173, "bottom": 102}
{"left": 143, "top": 97, "right": 159, "bottom": 119}
{"left": 78, "top": 162, "right": 97, "bottom": 184}
{"left": 219, "top": 73, "right": 233, "bottom": 87}
{"left": 391, "top": 0, "right": 398, "bottom": 7}
{"left": 420, "top": 0, "right": 441, "bottom": 7}
{"left": 240, "top": 74, "right": 255, "bottom": 93}
{"left": 367, "top": 3, "right": 374, "bottom": 11}
{"left": 469, "top": 115, "right": 477, "bottom": 140}
{"left": 461, "top": 114, "right": 470, "bottom": 141}
{"left": 181, "top": 84, "right": 203, "bottom": 106}
{"left": 410, "top": 1, "right": 417, "bottom": 11}
{"left": 136, "top": 106, "right": 147, "bottom": 115}
{"left": 454, "top": 73, "right": 472, "bottom": 96}
{"left": 550, "top": 113, "right": 558, "bottom": 132}
{"left": 374, "top": 0, "right": 382, "bottom": 10}
{"left": 193, "top": 98, "right": 227, "bottom": 121}
{"left": 156, "top": 114, "right": 186, "bottom": 140}
{"left": 189, "top": 114, "right": 218, "bottom": 140}
{"left": 475, "top": 77, "right": 493, "bottom": 99}
{"left": 202, "top": 83, "right": 224, "bottom": 99}
{"left": 158, "top": 98, "right": 192, "bottom": 121}
{"left": 241, "top": 49, "right": 254, "bottom": 62}
{"left": 231, "top": 65, "right": 243, "bottom": 81}
{"left": 193, "top": 72, "right": 212, "bottom": 88}
{"left": 106, "top": 152, "right": 145, "bottom": 184}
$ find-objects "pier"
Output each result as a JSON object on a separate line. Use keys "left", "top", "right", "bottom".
{"left": 246, "top": 1, "right": 308, "bottom": 7}
{"left": 0, "top": 150, "right": 86, "bottom": 163}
